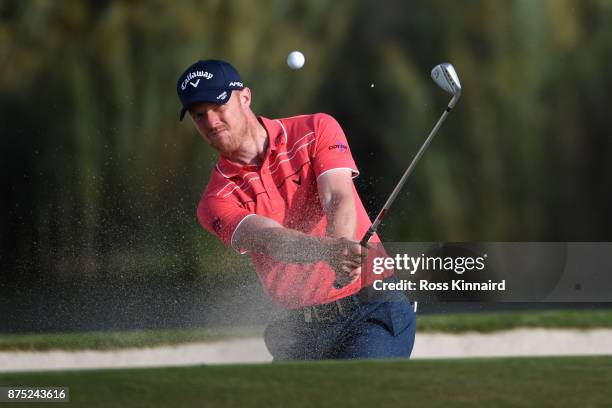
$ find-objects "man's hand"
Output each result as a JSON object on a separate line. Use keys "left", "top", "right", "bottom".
{"left": 324, "top": 237, "right": 368, "bottom": 287}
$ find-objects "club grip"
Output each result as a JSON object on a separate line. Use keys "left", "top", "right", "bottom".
{"left": 360, "top": 227, "right": 375, "bottom": 247}
{"left": 333, "top": 235, "right": 371, "bottom": 289}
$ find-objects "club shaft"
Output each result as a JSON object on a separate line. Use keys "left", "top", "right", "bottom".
{"left": 360, "top": 96, "right": 458, "bottom": 246}
{"left": 334, "top": 93, "right": 459, "bottom": 289}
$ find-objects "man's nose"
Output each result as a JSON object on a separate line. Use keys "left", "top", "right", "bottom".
{"left": 205, "top": 110, "right": 221, "bottom": 128}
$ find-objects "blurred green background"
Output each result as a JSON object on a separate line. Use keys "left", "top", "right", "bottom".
{"left": 2, "top": 1, "right": 611, "bottom": 330}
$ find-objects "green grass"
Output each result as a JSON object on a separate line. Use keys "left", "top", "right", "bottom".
{"left": 417, "top": 309, "right": 612, "bottom": 333}
{"left": 0, "top": 326, "right": 264, "bottom": 352}
{"left": 1, "top": 309, "right": 610, "bottom": 351}
{"left": 0, "top": 357, "right": 610, "bottom": 407}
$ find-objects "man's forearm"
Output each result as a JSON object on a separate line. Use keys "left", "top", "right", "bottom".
{"left": 246, "top": 226, "right": 332, "bottom": 264}
{"left": 324, "top": 193, "right": 357, "bottom": 240}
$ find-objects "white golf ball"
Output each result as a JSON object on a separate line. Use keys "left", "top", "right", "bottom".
{"left": 287, "top": 51, "right": 305, "bottom": 70}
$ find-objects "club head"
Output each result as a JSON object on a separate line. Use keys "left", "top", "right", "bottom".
{"left": 431, "top": 63, "right": 462, "bottom": 96}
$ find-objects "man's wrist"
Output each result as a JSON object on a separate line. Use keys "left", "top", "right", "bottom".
{"left": 317, "top": 236, "right": 335, "bottom": 264}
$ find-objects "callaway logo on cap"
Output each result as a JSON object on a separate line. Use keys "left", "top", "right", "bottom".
{"left": 176, "top": 59, "right": 245, "bottom": 120}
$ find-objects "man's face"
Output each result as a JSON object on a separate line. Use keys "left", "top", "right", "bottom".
{"left": 188, "top": 90, "right": 250, "bottom": 156}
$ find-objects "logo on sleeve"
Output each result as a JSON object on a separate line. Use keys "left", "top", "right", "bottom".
{"left": 212, "top": 217, "right": 222, "bottom": 233}
{"left": 328, "top": 141, "right": 348, "bottom": 152}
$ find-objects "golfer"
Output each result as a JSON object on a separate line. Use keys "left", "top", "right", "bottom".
{"left": 177, "top": 59, "right": 416, "bottom": 360}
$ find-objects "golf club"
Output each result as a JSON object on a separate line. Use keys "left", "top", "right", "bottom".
{"left": 335, "top": 63, "right": 462, "bottom": 289}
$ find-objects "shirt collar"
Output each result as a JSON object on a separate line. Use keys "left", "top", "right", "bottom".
{"left": 215, "top": 116, "right": 287, "bottom": 179}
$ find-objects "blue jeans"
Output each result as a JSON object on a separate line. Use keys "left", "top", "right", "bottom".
{"left": 264, "top": 292, "right": 416, "bottom": 360}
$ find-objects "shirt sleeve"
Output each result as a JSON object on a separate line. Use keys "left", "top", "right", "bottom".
{"left": 311, "top": 113, "right": 359, "bottom": 179}
{"left": 197, "top": 194, "right": 254, "bottom": 253}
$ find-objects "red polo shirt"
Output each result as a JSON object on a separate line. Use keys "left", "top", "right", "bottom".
{"left": 197, "top": 113, "right": 382, "bottom": 308}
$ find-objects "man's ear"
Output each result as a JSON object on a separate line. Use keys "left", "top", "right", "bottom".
{"left": 239, "top": 87, "right": 252, "bottom": 108}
